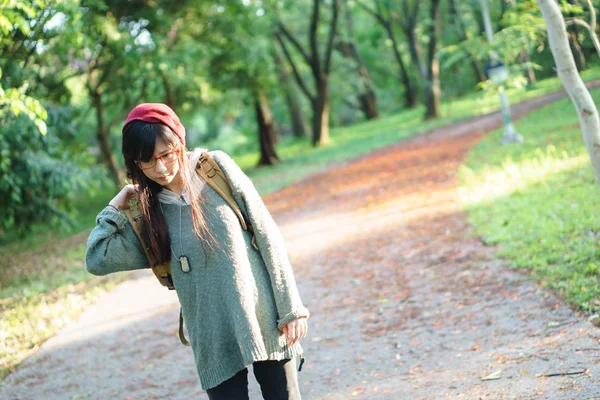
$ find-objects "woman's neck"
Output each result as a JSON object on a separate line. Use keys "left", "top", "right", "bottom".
{"left": 165, "top": 172, "right": 184, "bottom": 196}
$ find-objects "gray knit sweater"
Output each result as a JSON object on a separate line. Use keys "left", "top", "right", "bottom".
{"left": 85, "top": 150, "right": 309, "bottom": 390}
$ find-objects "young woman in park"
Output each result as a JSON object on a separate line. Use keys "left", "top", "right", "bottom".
{"left": 85, "top": 103, "right": 309, "bottom": 399}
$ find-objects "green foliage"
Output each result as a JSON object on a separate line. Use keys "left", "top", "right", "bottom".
{"left": 461, "top": 88, "right": 600, "bottom": 312}
{"left": 0, "top": 106, "right": 99, "bottom": 239}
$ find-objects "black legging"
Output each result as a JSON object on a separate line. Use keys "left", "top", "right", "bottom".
{"left": 206, "top": 359, "right": 301, "bottom": 400}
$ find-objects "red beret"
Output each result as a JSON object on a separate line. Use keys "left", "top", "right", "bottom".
{"left": 123, "top": 103, "right": 186, "bottom": 146}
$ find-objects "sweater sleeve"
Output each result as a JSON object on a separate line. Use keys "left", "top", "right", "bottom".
{"left": 85, "top": 206, "right": 150, "bottom": 276}
{"left": 211, "top": 151, "right": 310, "bottom": 330}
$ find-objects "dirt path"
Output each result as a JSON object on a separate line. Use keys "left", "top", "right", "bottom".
{"left": 3, "top": 84, "right": 600, "bottom": 400}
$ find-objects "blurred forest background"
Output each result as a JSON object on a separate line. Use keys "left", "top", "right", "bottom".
{"left": 2, "top": 0, "right": 600, "bottom": 382}
{"left": 2, "top": 0, "right": 599, "bottom": 240}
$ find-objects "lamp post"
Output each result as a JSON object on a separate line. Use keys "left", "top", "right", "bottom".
{"left": 479, "top": 0, "right": 523, "bottom": 144}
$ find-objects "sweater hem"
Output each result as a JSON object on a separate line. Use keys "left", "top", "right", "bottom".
{"left": 198, "top": 339, "right": 304, "bottom": 390}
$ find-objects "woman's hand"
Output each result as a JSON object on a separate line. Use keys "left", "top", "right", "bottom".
{"left": 108, "top": 184, "right": 139, "bottom": 211}
{"left": 282, "top": 317, "right": 308, "bottom": 348}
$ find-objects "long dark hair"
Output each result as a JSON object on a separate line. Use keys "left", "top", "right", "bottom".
{"left": 122, "top": 121, "right": 210, "bottom": 266}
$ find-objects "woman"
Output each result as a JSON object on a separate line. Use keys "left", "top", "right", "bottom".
{"left": 85, "top": 103, "right": 309, "bottom": 399}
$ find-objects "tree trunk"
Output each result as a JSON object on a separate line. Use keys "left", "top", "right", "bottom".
{"left": 161, "top": 71, "right": 175, "bottom": 109}
{"left": 337, "top": 43, "right": 379, "bottom": 120}
{"left": 91, "top": 89, "right": 124, "bottom": 187}
{"left": 424, "top": 57, "right": 441, "bottom": 119}
{"left": 520, "top": 50, "right": 537, "bottom": 85}
{"left": 405, "top": 27, "right": 427, "bottom": 79}
{"left": 449, "top": 0, "right": 487, "bottom": 82}
{"left": 424, "top": 0, "right": 441, "bottom": 119}
{"left": 254, "top": 92, "right": 280, "bottom": 166}
{"left": 273, "top": 46, "right": 310, "bottom": 138}
{"left": 537, "top": 0, "right": 600, "bottom": 185}
{"left": 358, "top": 90, "right": 378, "bottom": 120}
{"left": 569, "top": 28, "right": 587, "bottom": 71}
{"left": 341, "top": 3, "right": 379, "bottom": 120}
{"left": 385, "top": 23, "right": 418, "bottom": 108}
{"left": 312, "top": 78, "right": 330, "bottom": 146}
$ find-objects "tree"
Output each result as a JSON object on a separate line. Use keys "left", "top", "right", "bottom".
{"left": 273, "top": 43, "right": 311, "bottom": 138}
{"left": 0, "top": 0, "right": 92, "bottom": 236}
{"left": 356, "top": 0, "right": 441, "bottom": 118}
{"left": 201, "top": 1, "right": 282, "bottom": 165}
{"left": 276, "top": 0, "right": 340, "bottom": 146}
{"left": 536, "top": 0, "right": 600, "bottom": 184}
{"left": 422, "top": 0, "right": 441, "bottom": 119}
{"left": 564, "top": 0, "right": 600, "bottom": 59}
{"left": 79, "top": 12, "right": 149, "bottom": 187}
{"left": 354, "top": 0, "right": 418, "bottom": 108}
{"left": 338, "top": 0, "right": 379, "bottom": 120}
{"left": 448, "top": 0, "right": 486, "bottom": 83}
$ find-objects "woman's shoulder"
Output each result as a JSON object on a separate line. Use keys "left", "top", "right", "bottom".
{"left": 206, "top": 149, "right": 232, "bottom": 162}
{"left": 201, "top": 149, "right": 250, "bottom": 190}
{"left": 204, "top": 149, "right": 239, "bottom": 172}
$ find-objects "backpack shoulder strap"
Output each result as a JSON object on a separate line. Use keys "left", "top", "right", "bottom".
{"left": 196, "top": 151, "right": 258, "bottom": 250}
{"left": 122, "top": 201, "right": 175, "bottom": 290}
{"left": 197, "top": 151, "right": 248, "bottom": 231}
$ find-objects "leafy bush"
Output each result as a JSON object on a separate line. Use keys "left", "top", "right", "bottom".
{"left": 0, "top": 106, "right": 97, "bottom": 239}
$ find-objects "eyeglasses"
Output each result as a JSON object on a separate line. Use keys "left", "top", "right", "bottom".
{"left": 135, "top": 150, "right": 180, "bottom": 170}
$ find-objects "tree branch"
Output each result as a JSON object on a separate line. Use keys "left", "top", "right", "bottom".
{"left": 354, "top": 0, "right": 388, "bottom": 28}
{"left": 585, "top": 0, "right": 596, "bottom": 33}
{"left": 278, "top": 21, "right": 312, "bottom": 65}
{"left": 324, "top": 0, "right": 340, "bottom": 73}
{"left": 565, "top": 17, "right": 600, "bottom": 57}
{"left": 275, "top": 32, "right": 315, "bottom": 102}
{"left": 309, "top": 0, "right": 321, "bottom": 77}
{"left": 107, "top": 81, "right": 148, "bottom": 131}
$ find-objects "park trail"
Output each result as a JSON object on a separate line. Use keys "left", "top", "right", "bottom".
{"left": 3, "top": 82, "right": 600, "bottom": 400}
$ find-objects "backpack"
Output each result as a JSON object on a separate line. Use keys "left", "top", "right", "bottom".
{"left": 123, "top": 151, "right": 257, "bottom": 345}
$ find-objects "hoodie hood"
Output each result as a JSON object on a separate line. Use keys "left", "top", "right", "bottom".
{"left": 157, "top": 148, "right": 206, "bottom": 206}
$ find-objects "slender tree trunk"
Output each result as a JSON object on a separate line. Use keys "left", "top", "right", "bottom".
{"left": 520, "top": 50, "right": 537, "bottom": 85}
{"left": 537, "top": 0, "right": 600, "bottom": 184}
{"left": 385, "top": 24, "right": 418, "bottom": 108}
{"left": 424, "top": 58, "right": 441, "bottom": 119}
{"left": 449, "top": 0, "right": 487, "bottom": 82}
{"left": 337, "top": 43, "right": 379, "bottom": 119}
{"left": 424, "top": 0, "right": 441, "bottom": 119}
{"left": 341, "top": 2, "right": 379, "bottom": 120}
{"left": 498, "top": 0, "right": 508, "bottom": 30}
{"left": 273, "top": 46, "right": 310, "bottom": 138}
{"left": 405, "top": 27, "right": 427, "bottom": 79}
{"left": 161, "top": 71, "right": 175, "bottom": 109}
{"left": 254, "top": 92, "right": 280, "bottom": 166}
{"left": 506, "top": 0, "right": 536, "bottom": 85}
{"left": 569, "top": 27, "right": 587, "bottom": 71}
{"left": 312, "top": 78, "right": 330, "bottom": 146}
{"left": 277, "top": 0, "right": 339, "bottom": 148}
{"left": 90, "top": 88, "right": 123, "bottom": 187}
{"left": 357, "top": 91, "right": 378, "bottom": 120}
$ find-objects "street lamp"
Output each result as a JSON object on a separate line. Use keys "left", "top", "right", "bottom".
{"left": 479, "top": 0, "right": 523, "bottom": 144}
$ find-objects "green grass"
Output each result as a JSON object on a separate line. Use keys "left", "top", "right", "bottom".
{"left": 2, "top": 67, "right": 600, "bottom": 382}
{"left": 460, "top": 87, "right": 600, "bottom": 312}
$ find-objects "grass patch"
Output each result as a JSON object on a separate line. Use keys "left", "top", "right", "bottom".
{"left": 460, "top": 87, "right": 600, "bottom": 312}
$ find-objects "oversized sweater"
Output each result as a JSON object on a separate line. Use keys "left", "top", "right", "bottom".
{"left": 85, "top": 149, "right": 309, "bottom": 390}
